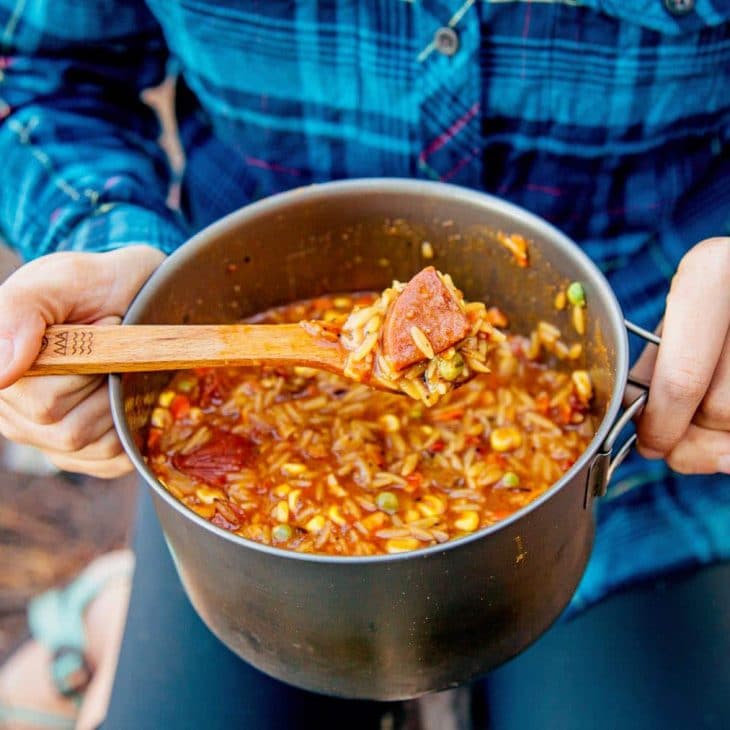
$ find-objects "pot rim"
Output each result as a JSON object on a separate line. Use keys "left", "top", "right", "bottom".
{"left": 110, "top": 178, "right": 628, "bottom": 565}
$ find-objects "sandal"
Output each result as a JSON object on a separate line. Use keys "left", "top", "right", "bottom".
{"left": 0, "top": 550, "right": 134, "bottom": 729}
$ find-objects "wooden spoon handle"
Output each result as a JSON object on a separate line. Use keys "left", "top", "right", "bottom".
{"left": 27, "top": 324, "right": 345, "bottom": 376}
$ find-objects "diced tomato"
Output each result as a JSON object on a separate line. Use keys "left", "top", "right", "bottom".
{"left": 432, "top": 408, "right": 464, "bottom": 422}
{"left": 485, "top": 453, "right": 507, "bottom": 467}
{"left": 170, "top": 395, "right": 191, "bottom": 420}
{"left": 558, "top": 404, "right": 572, "bottom": 425}
{"left": 429, "top": 440, "right": 445, "bottom": 453}
{"left": 405, "top": 473, "right": 423, "bottom": 492}
{"left": 146, "top": 428, "right": 162, "bottom": 450}
{"left": 535, "top": 393, "right": 550, "bottom": 415}
{"left": 486, "top": 307, "right": 509, "bottom": 328}
{"left": 465, "top": 435, "right": 481, "bottom": 447}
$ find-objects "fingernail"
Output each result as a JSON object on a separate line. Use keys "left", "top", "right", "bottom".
{"left": 718, "top": 455, "right": 730, "bottom": 475}
{"left": 0, "top": 338, "right": 13, "bottom": 373}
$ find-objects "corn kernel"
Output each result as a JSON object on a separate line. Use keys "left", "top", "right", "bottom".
{"left": 490, "top": 427, "right": 523, "bottom": 452}
{"left": 568, "top": 343, "right": 583, "bottom": 360}
{"left": 189, "top": 502, "right": 216, "bottom": 519}
{"left": 361, "top": 512, "right": 386, "bottom": 531}
{"left": 572, "top": 304, "right": 586, "bottom": 335}
{"left": 282, "top": 462, "right": 307, "bottom": 476}
{"left": 418, "top": 494, "right": 446, "bottom": 517}
{"left": 293, "top": 366, "right": 318, "bottom": 377}
{"left": 158, "top": 390, "right": 175, "bottom": 407}
{"left": 380, "top": 414, "right": 401, "bottom": 433}
{"left": 305, "top": 515, "right": 325, "bottom": 533}
{"left": 274, "top": 501, "right": 289, "bottom": 523}
{"left": 288, "top": 489, "right": 302, "bottom": 513}
{"left": 572, "top": 370, "right": 593, "bottom": 402}
{"left": 188, "top": 407, "right": 204, "bottom": 424}
{"left": 554, "top": 291, "right": 566, "bottom": 310}
{"left": 196, "top": 486, "right": 226, "bottom": 504}
{"left": 328, "top": 505, "right": 347, "bottom": 526}
{"left": 333, "top": 296, "right": 352, "bottom": 309}
{"left": 150, "top": 407, "right": 172, "bottom": 429}
{"left": 273, "top": 483, "right": 291, "bottom": 497}
{"left": 404, "top": 509, "right": 421, "bottom": 523}
{"left": 421, "top": 241, "right": 435, "bottom": 259}
{"left": 454, "top": 511, "right": 480, "bottom": 532}
{"left": 327, "top": 480, "right": 348, "bottom": 498}
{"left": 385, "top": 537, "right": 420, "bottom": 554}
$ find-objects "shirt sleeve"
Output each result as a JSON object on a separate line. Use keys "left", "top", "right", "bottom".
{"left": 0, "top": 0, "right": 187, "bottom": 260}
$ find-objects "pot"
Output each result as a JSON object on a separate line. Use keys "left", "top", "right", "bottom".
{"left": 110, "top": 179, "right": 650, "bottom": 700}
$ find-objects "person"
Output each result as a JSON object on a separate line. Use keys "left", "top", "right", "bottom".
{"left": 0, "top": 0, "right": 728, "bottom": 726}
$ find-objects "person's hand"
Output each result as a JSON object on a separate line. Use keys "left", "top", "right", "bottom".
{"left": 632, "top": 237, "right": 730, "bottom": 474}
{"left": 0, "top": 246, "right": 165, "bottom": 477}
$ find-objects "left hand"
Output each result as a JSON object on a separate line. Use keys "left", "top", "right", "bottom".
{"left": 633, "top": 237, "right": 730, "bottom": 474}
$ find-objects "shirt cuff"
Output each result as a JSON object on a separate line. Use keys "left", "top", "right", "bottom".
{"left": 60, "top": 202, "right": 188, "bottom": 256}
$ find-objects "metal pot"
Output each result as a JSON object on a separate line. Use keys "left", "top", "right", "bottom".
{"left": 110, "top": 179, "right": 649, "bottom": 700}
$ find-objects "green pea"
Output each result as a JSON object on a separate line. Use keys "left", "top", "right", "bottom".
{"left": 177, "top": 377, "right": 196, "bottom": 393}
{"left": 502, "top": 471, "right": 520, "bottom": 488}
{"left": 437, "top": 352, "right": 465, "bottom": 382}
{"left": 376, "top": 491, "right": 399, "bottom": 514}
{"left": 272, "top": 524, "right": 293, "bottom": 542}
{"left": 567, "top": 282, "right": 586, "bottom": 307}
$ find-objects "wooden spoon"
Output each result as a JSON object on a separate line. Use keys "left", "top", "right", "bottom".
{"left": 27, "top": 267, "right": 471, "bottom": 386}
{"left": 27, "top": 323, "right": 348, "bottom": 377}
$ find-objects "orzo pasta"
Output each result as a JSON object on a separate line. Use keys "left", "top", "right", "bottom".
{"left": 340, "top": 266, "right": 504, "bottom": 406}
{"left": 144, "top": 292, "right": 595, "bottom": 556}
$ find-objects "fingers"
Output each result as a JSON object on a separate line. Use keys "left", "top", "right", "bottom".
{"left": 43, "top": 427, "right": 126, "bottom": 462}
{"left": 696, "top": 331, "right": 730, "bottom": 431}
{"left": 0, "top": 383, "right": 113, "bottom": 452}
{"left": 637, "top": 238, "right": 730, "bottom": 457}
{"left": 663, "top": 424, "right": 730, "bottom": 475}
{"left": 0, "top": 246, "right": 165, "bottom": 388}
{"left": 0, "top": 374, "right": 102, "bottom": 425}
{"left": 47, "top": 450, "right": 133, "bottom": 480}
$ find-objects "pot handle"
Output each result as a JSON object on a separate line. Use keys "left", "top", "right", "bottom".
{"left": 585, "top": 319, "right": 660, "bottom": 505}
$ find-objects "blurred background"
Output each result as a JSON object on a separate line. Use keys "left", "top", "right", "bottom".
{"left": 0, "top": 78, "right": 182, "bottom": 669}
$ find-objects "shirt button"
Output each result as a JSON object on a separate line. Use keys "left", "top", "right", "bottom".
{"left": 434, "top": 27, "right": 459, "bottom": 57}
{"left": 663, "top": 0, "right": 695, "bottom": 16}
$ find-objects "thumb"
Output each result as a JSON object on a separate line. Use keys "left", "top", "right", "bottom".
{"left": 0, "top": 245, "right": 165, "bottom": 388}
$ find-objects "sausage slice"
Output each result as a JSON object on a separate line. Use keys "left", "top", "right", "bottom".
{"left": 382, "top": 267, "right": 470, "bottom": 370}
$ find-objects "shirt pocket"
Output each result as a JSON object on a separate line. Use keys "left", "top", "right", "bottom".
{"left": 586, "top": 0, "right": 730, "bottom": 35}
{"left": 554, "top": 1, "right": 730, "bottom": 140}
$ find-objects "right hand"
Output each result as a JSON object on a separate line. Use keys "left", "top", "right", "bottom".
{"left": 0, "top": 246, "right": 165, "bottom": 477}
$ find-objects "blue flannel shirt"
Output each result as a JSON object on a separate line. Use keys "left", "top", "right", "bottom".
{"left": 1, "top": 0, "right": 729, "bottom": 614}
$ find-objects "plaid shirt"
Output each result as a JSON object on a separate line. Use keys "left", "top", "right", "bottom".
{"left": 1, "top": 0, "right": 729, "bottom": 613}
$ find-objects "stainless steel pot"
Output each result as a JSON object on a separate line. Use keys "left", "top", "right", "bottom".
{"left": 110, "top": 179, "right": 651, "bottom": 700}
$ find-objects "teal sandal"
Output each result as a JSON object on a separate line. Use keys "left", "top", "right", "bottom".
{"left": 0, "top": 551, "right": 133, "bottom": 729}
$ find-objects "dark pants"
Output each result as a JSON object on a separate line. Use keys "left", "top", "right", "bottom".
{"left": 102, "top": 488, "right": 730, "bottom": 729}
